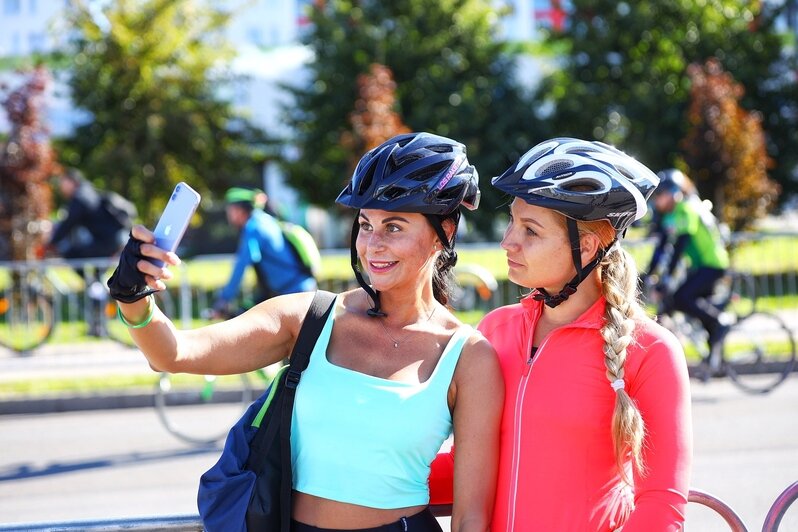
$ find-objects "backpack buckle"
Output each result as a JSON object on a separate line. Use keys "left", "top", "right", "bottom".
{"left": 285, "top": 369, "right": 302, "bottom": 389}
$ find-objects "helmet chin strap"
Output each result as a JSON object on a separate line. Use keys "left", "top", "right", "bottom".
{"left": 532, "top": 218, "right": 610, "bottom": 308}
{"left": 349, "top": 215, "right": 386, "bottom": 317}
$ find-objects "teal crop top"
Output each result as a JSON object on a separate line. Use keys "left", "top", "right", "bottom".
{"left": 291, "top": 296, "right": 470, "bottom": 509}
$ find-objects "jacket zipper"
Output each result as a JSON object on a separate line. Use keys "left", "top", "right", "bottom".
{"left": 505, "top": 330, "right": 554, "bottom": 532}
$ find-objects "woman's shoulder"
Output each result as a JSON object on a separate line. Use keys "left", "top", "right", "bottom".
{"left": 633, "top": 314, "right": 682, "bottom": 350}
{"left": 477, "top": 303, "right": 526, "bottom": 336}
{"left": 629, "top": 313, "right": 687, "bottom": 374}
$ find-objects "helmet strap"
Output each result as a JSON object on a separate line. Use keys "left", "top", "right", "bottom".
{"left": 532, "top": 218, "right": 609, "bottom": 308}
{"left": 424, "top": 214, "right": 455, "bottom": 250}
{"left": 348, "top": 215, "right": 386, "bottom": 317}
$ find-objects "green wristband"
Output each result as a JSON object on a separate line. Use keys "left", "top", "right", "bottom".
{"left": 117, "top": 296, "right": 155, "bottom": 329}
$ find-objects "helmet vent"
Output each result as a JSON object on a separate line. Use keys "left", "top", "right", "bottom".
{"left": 357, "top": 160, "right": 378, "bottom": 195}
{"left": 538, "top": 159, "right": 574, "bottom": 177}
{"left": 562, "top": 179, "right": 600, "bottom": 192}
{"left": 381, "top": 186, "right": 409, "bottom": 201}
{"left": 426, "top": 144, "right": 454, "bottom": 154}
{"left": 394, "top": 153, "right": 422, "bottom": 168}
{"left": 409, "top": 160, "right": 451, "bottom": 182}
{"left": 436, "top": 183, "right": 465, "bottom": 202}
{"left": 614, "top": 164, "right": 636, "bottom": 182}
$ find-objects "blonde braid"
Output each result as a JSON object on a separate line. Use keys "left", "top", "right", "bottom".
{"left": 599, "top": 245, "right": 646, "bottom": 482}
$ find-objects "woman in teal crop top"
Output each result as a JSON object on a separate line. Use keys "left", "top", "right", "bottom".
{"left": 109, "top": 132, "right": 504, "bottom": 532}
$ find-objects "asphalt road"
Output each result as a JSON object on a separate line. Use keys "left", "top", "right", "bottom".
{"left": 1, "top": 376, "right": 797, "bottom": 531}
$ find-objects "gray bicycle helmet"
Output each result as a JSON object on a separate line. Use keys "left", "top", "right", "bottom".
{"left": 492, "top": 137, "right": 659, "bottom": 307}
{"left": 336, "top": 132, "right": 480, "bottom": 316}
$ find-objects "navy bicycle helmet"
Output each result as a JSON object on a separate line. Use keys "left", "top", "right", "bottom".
{"left": 336, "top": 132, "right": 480, "bottom": 316}
{"left": 654, "top": 168, "right": 688, "bottom": 196}
{"left": 493, "top": 137, "right": 659, "bottom": 307}
{"left": 336, "top": 132, "right": 480, "bottom": 215}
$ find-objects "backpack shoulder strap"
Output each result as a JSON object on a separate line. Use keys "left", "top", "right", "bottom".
{"left": 277, "top": 289, "right": 334, "bottom": 531}
{"left": 284, "top": 289, "right": 335, "bottom": 378}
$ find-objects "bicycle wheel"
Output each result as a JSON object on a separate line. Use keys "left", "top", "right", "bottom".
{"left": 106, "top": 290, "right": 175, "bottom": 346}
{"left": 722, "top": 311, "right": 796, "bottom": 394}
{"left": 0, "top": 284, "right": 55, "bottom": 353}
{"left": 451, "top": 264, "right": 498, "bottom": 311}
{"left": 728, "top": 271, "right": 758, "bottom": 317}
{"left": 154, "top": 372, "right": 255, "bottom": 445}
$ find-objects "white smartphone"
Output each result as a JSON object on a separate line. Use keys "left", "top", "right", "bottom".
{"left": 150, "top": 182, "right": 201, "bottom": 266}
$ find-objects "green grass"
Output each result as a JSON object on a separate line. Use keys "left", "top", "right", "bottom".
{"left": 0, "top": 372, "right": 269, "bottom": 398}
{"left": 0, "top": 374, "right": 158, "bottom": 397}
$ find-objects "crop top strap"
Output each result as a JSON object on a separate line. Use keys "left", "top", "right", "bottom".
{"left": 429, "top": 325, "right": 472, "bottom": 387}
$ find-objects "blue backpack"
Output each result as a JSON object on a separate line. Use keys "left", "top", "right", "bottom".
{"left": 197, "top": 290, "right": 336, "bottom": 532}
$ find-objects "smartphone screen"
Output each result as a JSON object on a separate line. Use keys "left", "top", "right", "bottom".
{"left": 151, "top": 182, "right": 201, "bottom": 266}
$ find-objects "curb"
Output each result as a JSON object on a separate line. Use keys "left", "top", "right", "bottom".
{"left": 0, "top": 388, "right": 259, "bottom": 416}
{"left": 0, "top": 391, "right": 156, "bottom": 416}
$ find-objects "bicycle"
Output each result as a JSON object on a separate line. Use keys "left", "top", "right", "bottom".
{"left": 644, "top": 270, "right": 796, "bottom": 394}
{"left": 0, "top": 264, "right": 57, "bottom": 353}
{"left": 153, "top": 304, "right": 282, "bottom": 446}
{"left": 0, "top": 257, "right": 175, "bottom": 353}
{"left": 450, "top": 263, "right": 499, "bottom": 312}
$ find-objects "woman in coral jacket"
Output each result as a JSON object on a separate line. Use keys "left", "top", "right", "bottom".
{"left": 430, "top": 138, "right": 692, "bottom": 531}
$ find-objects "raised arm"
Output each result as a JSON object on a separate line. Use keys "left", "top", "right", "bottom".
{"left": 448, "top": 333, "right": 504, "bottom": 532}
{"left": 110, "top": 225, "right": 313, "bottom": 376}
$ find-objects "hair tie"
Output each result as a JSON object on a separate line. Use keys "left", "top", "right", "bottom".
{"left": 610, "top": 379, "right": 625, "bottom": 392}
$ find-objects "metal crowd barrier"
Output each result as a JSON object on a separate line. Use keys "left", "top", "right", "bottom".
{"left": 0, "top": 488, "right": 767, "bottom": 531}
{"left": 1, "top": 231, "right": 797, "bottom": 334}
{"left": 762, "top": 481, "right": 798, "bottom": 532}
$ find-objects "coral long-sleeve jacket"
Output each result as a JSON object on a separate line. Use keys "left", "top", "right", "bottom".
{"left": 430, "top": 296, "right": 692, "bottom": 531}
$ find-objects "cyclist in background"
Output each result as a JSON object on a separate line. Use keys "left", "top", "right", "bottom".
{"left": 212, "top": 187, "right": 317, "bottom": 316}
{"left": 46, "top": 168, "right": 134, "bottom": 336}
{"left": 645, "top": 168, "right": 732, "bottom": 350}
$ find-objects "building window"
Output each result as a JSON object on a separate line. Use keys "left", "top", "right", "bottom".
{"left": 10, "top": 32, "right": 21, "bottom": 55}
{"left": 4, "top": 0, "right": 21, "bottom": 15}
{"left": 28, "top": 32, "right": 46, "bottom": 52}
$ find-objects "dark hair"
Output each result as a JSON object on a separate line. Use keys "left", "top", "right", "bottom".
{"left": 429, "top": 212, "right": 459, "bottom": 307}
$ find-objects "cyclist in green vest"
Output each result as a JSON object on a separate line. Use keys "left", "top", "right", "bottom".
{"left": 646, "top": 169, "right": 732, "bottom": 349}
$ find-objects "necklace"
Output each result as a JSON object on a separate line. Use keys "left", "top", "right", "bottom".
{"left": 377, "top": 305, "right": 438, "bottom": 348}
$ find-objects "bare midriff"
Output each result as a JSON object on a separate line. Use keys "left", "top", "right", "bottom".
{"left": 292, "top": 491, "right": 427, "bottom": 529}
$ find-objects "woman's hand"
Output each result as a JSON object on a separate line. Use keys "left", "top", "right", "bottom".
{"left": 129, "top": 224, "right": 181, "bottom": 292}
{"left": 106, "top": 224, "right": 180, "bottom": 303}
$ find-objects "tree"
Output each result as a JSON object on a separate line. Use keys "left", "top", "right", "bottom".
{"left": 341, "top": 63, "right": 411, "bottom": 168}
{"left": 59, "top": 0, "right": 268, "bottom": 222}
{"left": 681, "top": 59, "right": 779, "bottom": 231}
{"left": 282, "top": 0, "right": 543, "bottom": 236}
{"left": 0, "top": 66, "right": 56, "bottom": 260}
{"left": 535, "top": 0, "right": 790, "bottom": 189}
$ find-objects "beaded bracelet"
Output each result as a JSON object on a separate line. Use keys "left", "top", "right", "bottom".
{"left": 117, "top": 296, "right": 155, "bottom": 329}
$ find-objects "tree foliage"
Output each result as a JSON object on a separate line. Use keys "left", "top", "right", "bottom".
{"left": 682, "top": 59, "right": 779, "bottom": 231}
{"left": 0, "top": 66, "right": 56, "bottom": 260}
{"left": 59, "top": 0, "right": 268, "bottom": 222}
{"left": 535, "top": 0, "right": 791, "bottom": 196}
{"left": 282, "top": 0, "right": 542, "bottom": 236}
